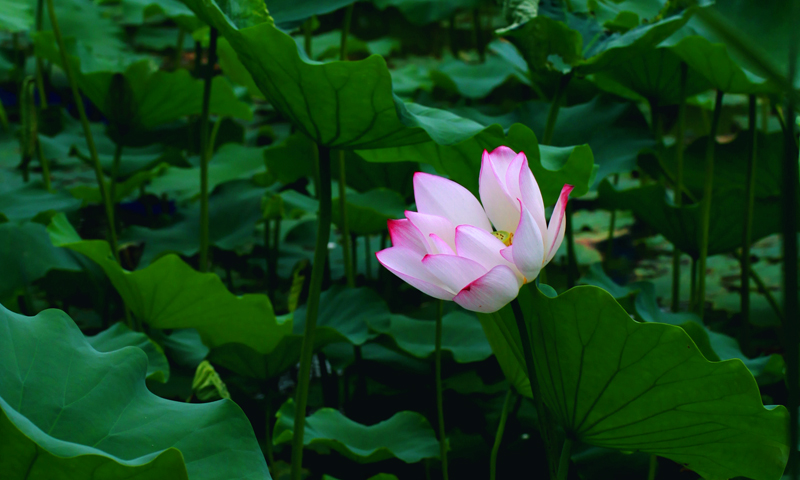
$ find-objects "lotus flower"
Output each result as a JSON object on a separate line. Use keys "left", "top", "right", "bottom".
{"left": 376, "top": 146, "right": 573, "bottom": 313}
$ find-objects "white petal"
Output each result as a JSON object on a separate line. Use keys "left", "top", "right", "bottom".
{"left": 545, "top": 184, "right": 574, "bottom": 264}
{"left": 405, "top": 211, "right": 455, "bottom": 253}
{"left": 454, "top": 225, "right": 516, "bottom": 272}
{"left": 413, "top": 172, "right": 491, "bottom": 231}
{"left": 518, "top": 157, "right": 547, "bottom": 242}
{"left": 429, "top": 234, "right": 455, "bottom": 255}
{"left": 479, "top": 150, "right": 519, "bottom": 232}
{"left": 512, "top": 201, "right": 545, "bottom": 282}
{"left": 503, "top": 152, "right": 526, "bottom": 202}
{"left": 454, "top": 265, "right": 521, "bottom": 313}
{"left": 376, "top": 247, "right": 455, "bottom": 300}
{"left": 387, "top": 219, "right": 427, "bottom": 255}
{"left": 421, "top": 254, "right": 487, "bottom": 293}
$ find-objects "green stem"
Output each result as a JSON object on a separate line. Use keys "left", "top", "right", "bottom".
{"left": 110, "top": 142, "right": 122, "bottom": 211}
{"left": 647, "top": 455, "right": 658, "bottom": 480}
{"left": 34, "top": 0, "right": 48, "bottom": 109}
{"left": 35, "top": 136, "right": 51, "bottom": 191}
{"left": 489, "top": 388, "right": 514, "bottom": 480}
{"left": 605, "top": 175, "right": 619, "bottom": 266}
{"left": 689, "top": 256, "right": 697, "bottom": 309}
{"left": 198, "top": 28, "right": 218, "bottom": 273}
{"left": 731, "top": 250, "right": 783, "bottom": 322}
{"left": 45, "top": 0, "right": 119, "bottom": 263}
{"left": 338, "top": 151, "right": 354, "bottom": 287}
{"left": 435, "top": 299, "right": 448, "bottom": 480}
{"left": 671, "top": 63, "right": 688, "bottom": 312}
{"left": 340, "top": 3, "right": 354, "bottom": 61}
{"left": 290, "top": 143, "right": 332, "bottom": 480}
{"left": 510, "top": 298, "right": 556, "bottom": 478}
{"left": 741, "top": 95, "right": 758, "bottom": 327}
{"left": 542, "top": 72, "right": 573, "bottom": 145}
{"left": 556, "top": 438, "right": 572, "bottom": 480}
{"left": 696, "top": 89, "right": 725, "bottom": 319}
{"left": 364, "top": 235, "right": 372, "bottom": 280}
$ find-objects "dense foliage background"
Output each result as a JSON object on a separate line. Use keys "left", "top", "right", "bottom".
{"left": 1, "top": 0, "right": 798, "bottom": 479}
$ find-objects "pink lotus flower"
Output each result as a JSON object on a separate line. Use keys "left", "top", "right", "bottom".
{"left": 376, "top": 146, "right": 573, "bottom": 313}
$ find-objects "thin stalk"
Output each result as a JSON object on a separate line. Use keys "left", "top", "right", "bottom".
{"left": 34, "top": 0, "right": 48, "bottom": 109}
{"left": 193, "top": 40, "right": 202, "bottom": 75}
{"left": 762, "top": 96, "right": 770, "bottom": 133}
{"left": 732, "top": 250, "right": 784, "bottom": 322}
{"left": 696, "top": 89, "right": 725, "bottom": 319}
{"left": 783, "top": 9, "right": 799, "bottom": 473}
{"left": 46, "top": 0, "right": 119, "bottom": 262}
{"left": 290, "top": 144, "right": 332, "bottom": 480}
{"left": 490, "top": 388, "right": 514, "bottom": 480}
{"left": 435, "top": 299, "right": 449, "bottom": 480}
{"left": 364, "top": 235, "right": 372, "bottom": 280}
{"left": 340, "top": 3, "right": 354, "bottom": 61}
{"left": 605, "top": 175, "right": 619, "bottom": 266}
{"left": 472, "top": 8, "right": 484, "bottom": 62}
{"left": 34, "top": 137, "right": 51, "bottom": 191}
{"left": 110, "top": 142, "right": 122, "bottom": 211}
{"left": 741, "top": 95, "right": 758, "bottom": 327}
{"left": 542, "top": 72, "right": 573, "bottom": 145}
{"left": 198, "top": 28, "right": 218, "bottom": 273}
{"left": 671, "top": 63, "right": 688, "bottom": 312}
{"left": 556, "top": 438, "right": 572, "bottom": 480}
{"left": 510, "top": 298, "right": 556, "bottom": 478}
{"left": 339, "top": 152, "right": 354, "bottom": 287}
{"left": 647, "top": 455, "right": 658, "bottom": 480}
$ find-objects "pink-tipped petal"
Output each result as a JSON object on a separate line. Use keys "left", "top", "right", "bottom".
{"left": 405, "top": 211, "right": 456, "bottom": 253}
{"left": 454, "top": 225, "right": 516, "bottom": 272}
{"left": 479, "top": 150, "right": 519, "bottom": 232}
{"left": 429, "top": 234, "right": 455, "bottom": 255}
{"left": 512, "top": 200, "right": 545, "bottom": 282}
{"left": 422, "top": 254, "right": 487, "bottom": 293}
{"left": 503, "top": 152, "right": 526, "bottom": 202}
{"left": 413, "top": 172, "right": 491, "bottom": 231}
{"left": 376, "top": 247, "right": 455, "bottom": 300}
{"left": 387, "top": 219, "right": 427, "bottom": 255}
{"left": 545, "top": 184, "right": 574, "bottom": 264}
{"left": 518, "top": 157, "right": 548, "bottom": 240}
{"left": 454, "top": 265, "right": 521, "bottom": 313}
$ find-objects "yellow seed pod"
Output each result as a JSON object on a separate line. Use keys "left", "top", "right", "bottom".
{"left": 492, "top": 230, "right": 514, "bottom": 247}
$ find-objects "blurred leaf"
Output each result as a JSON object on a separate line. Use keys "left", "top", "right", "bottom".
{"left": 332, "top": 188, "right": 406, "bottom": 235}
{"left": 266, "top": 0, "right": 354, "bottom": 29}
{"left": 87, "top": 322, "right": 170, "bottom": 382}
{"left": 0, "top": 0, "right": 33, "bottom": 32}
{"left": 0, "top": 171, "right": 82, "bottom": 223}
{"left": 0, "top": 303, "right": 271, "bottom": 480}
{"left": 273, "top": 398, "right": 440, "bottom": 463}
{"left": 374, "top": 0, "right": 481, "bottom": 26}
{"left": 478, "top": 284, "right": 789, "bottom": 480}
{"left": 431, "top": 53, "right": 531, "bottom": 99}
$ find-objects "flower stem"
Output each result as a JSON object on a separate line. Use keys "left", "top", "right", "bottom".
{"left": 489, "top": 388, "right": 513, "bottom": 480}
{"left": 542, "top": 72, "right": 573, "bottom": 146}
{"left": 605, "top": 174, "right": 619, "bottom": 267}
{"left": 110, "top": 142, "right": 122, "bottom": 210}
{"left": 290, "top": 143, "right": 332, "bottom": 480}
{"left": 696, "top": 89, "right": 725, "bottom": 319}
{"left": 338, "top": 152, "right": 354, "bottom": 287}
{"left": 556, "top": 438, "right": 572, "bottom": 480}
{"left": 671, "top": 62, "right": 688, "bottom": 312}
{"left": 199, "top": 27, "right": 218, "bottom": 273}
{"left": 510, "top": 297, "right": 557, "bottom": 478}
{"left": 741, "top": 95, "right": 758, "bottom": 328}
{"left": 647, "top": 455, "right": 658, "bottom": 480}
{"left": 45, "top": 0, "right": 119, "bottom": 263}
{"left": 34, "top": 0, "right": 47, "bottom": 109}
{"left": 435, "top": 299, "right": 448, "bottom": 480}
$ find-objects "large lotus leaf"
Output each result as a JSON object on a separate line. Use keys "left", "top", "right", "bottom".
{"left": 87, "top": 322, "right": 170, "bottom": 383}
{"left": 265, "top": 0, "right": 354, "bottom": 29}
{"left": 273, "top": 399, "right": 440, "bottom": 463}
{"left": 0, "top": 0, "right": 33, "bottom": 32}
{"left": 369, "top": 311, "right": 492, "bottom": 363}
{"left": 591, "top": 47, "right": 714, "bottom": 106}
{"left": 657, "top": 132, "right": 783, "bottom": 200}
{"left": 477, "top": 284, "right": 789, "bottom": 480}
{"left": 0, "top": 304, "right": 270, "bottom": 480}
{"left": 263, "top": 133, "right": 317, "bottom": 185}
{"left": 123, "top": 180, "right": 268, "bottom": 267}
{"left": 430, "top": 53, "right": 531, "bottom": 99}
{"left": 0, "top": 171, "right": 82, "bottom": 224}
{"left": 596, "top": 179, "right": 784, "bottom": 258}
{"left": 660, "top": 29, "right": 777, "bottom": 94}
{"left": 0, "top": 221, "right": 82, "bottom": 301}
{"left": 373, "top": 0, "right": 481, "bottom": 26}
{"left": 357, "top": 123, "right": 595, "bottom": 202}
{"left": 34, "top": 37, "right": 252, "bottom": 128}
{"left": 47, "top": 213, "right": 292, "bottom": 360}
{"left": 332, "top": 188, "right": 406, "bottom": 236}
{"left": 211, "top": 286, "right": 386, "bottom": 378}
{"left": 148, "top": 144, "right": 267, "bottom": 200}
{"left": 179, "top": 0, "right": 488, "bottom": 150}
{"left": 70, "top": 163, "right": 170, "bottom": 204}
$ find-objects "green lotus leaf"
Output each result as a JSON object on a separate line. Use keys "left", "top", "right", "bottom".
{"left": 332, "top": 188, "right": 406, "bottom": 236}
{"left": 357, "top": 123, "right": 595, "bottom": 202}
{"left": 596, "top": 179, "right": 784, "bottom": 257}
{"left": 373, "top": 0, "right": 480, "bottom": 26}
{"left": 273, "top": 398, "right": 440, "bottom": 463}
{"left": 369, "top": 311, "right": 493, "bottom": 363}
{"left": 0, "top": 171, "right": 82, "bottom": 224}
{"left": 477, "top": 284, "right": 789, "bottom": 480}
{"left": 430, "top": 53, "right": 531, "bottom": 99}
{"left": 87, "top": 322, "right": 170, "bottom": 383}
{"left": 0, "top": 303, "right": 270, "bottom": 479}
{"left": 179, "top": 0, "right": 488, "bottom": 150}
{"left": 47, "top": 213, "right": 292, "bottom": 363}
{"left": 0, "top": 0, "right": 33, "bottom": 32}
